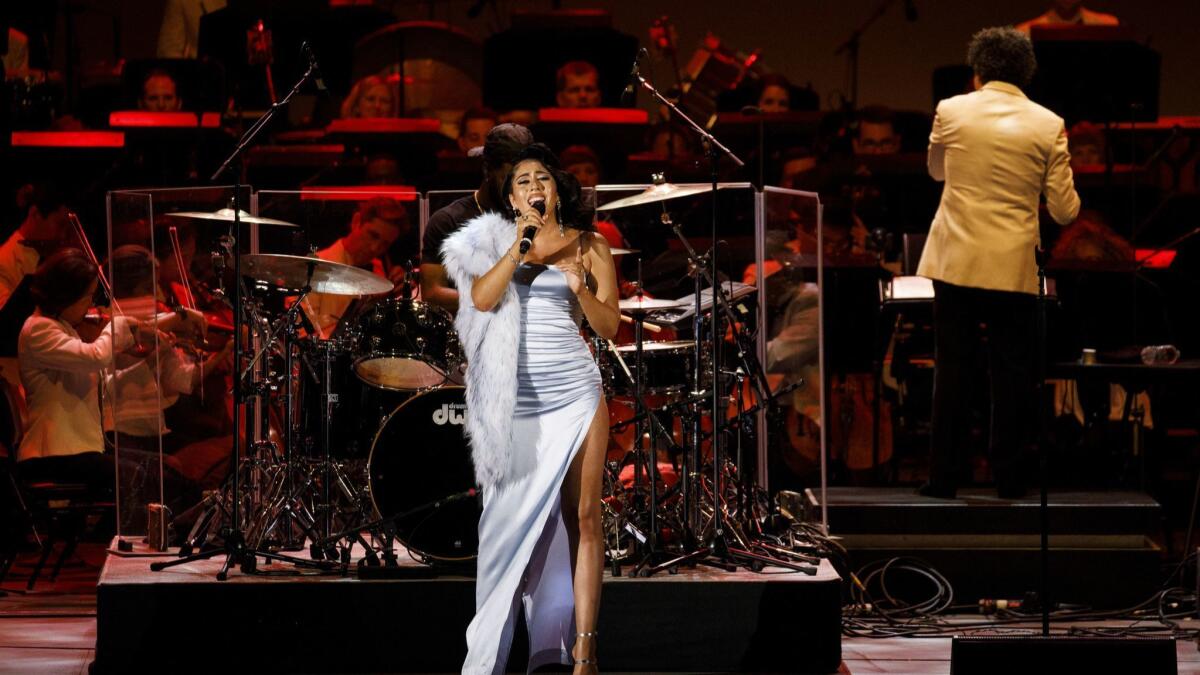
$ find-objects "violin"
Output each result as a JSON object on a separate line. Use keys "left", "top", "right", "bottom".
{"left": 159, "top": 226, "right": 234, "bottom": 352}
{"left": 77, "top": 308, "right": 111, "bottom": 344}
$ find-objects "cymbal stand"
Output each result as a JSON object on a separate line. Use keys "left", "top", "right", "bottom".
{"left": 626, "top": 262, "right": 676, "bottom": 577}
{"left": 599, "top": 334, "right": 688, "bottom": 577}
{"left": 624, "top": 151, "right": 802, "bottom": 575}
{"left": 153, "top": 56, "right": 328, "bottom": 579}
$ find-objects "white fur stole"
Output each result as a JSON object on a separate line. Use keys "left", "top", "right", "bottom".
{"left": 440, "top": 212, "right": 524, "bottom": 490}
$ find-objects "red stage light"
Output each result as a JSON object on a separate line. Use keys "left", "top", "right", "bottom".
{"left": 537, "top": 108, "right": 649, "bottom": 124}
{"left": 299, "top": 186, "right": 418, "bottom": 201}
{"left": 108, "top": 111, "right": 222, "bottom": 128}
{"left": 11, "top": 131, "right": 125, "bottom": 148}
{"left": 326, "top": 118, "right": 442, "bottom": 134}
{"left": 1135, "top": 249, "right": 1176, "bottom": 269}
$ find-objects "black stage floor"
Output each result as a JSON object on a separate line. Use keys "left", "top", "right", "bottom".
{"left": 809, "top": 487, "right": 1163, "bottom": 609}
{"left": 94, "top": 541, "right": 843, "bottom": 674}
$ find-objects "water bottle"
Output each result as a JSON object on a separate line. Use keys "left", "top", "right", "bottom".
{"left": 1140, "top": 345, "right": 1180, "bottom": 365}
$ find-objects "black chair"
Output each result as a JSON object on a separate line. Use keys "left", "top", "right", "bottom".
{"left": 0, "top": 380, "right": 113, "bottom": 591}
{"left": 902, "top": 232, "right": 927, "bottom": 275}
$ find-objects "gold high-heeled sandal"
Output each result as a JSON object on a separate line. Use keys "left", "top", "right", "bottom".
{"left": 573, "top": 631, "right": 598, "bottom": 665}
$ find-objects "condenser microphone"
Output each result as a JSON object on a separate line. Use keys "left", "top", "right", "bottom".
{"left": 518, "top": 200, "right": 546, "bottom": 255}
{"left": 621, "top": 48, "right": 647, "bottom": 105}
{"left": 301, "top": 41, "right": 328, "bottom": 94}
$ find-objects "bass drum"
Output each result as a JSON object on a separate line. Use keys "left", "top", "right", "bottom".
{"left": 367, "top": 386, "right": 479, "bottom": 563}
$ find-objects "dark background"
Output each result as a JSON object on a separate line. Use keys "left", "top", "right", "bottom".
{"left": 35, "top": 0, "right": 1200, "bottom": 116}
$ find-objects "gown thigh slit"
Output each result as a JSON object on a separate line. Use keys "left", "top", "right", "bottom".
{"left": 462, "top": 264, "right": 603, "bottom": 675}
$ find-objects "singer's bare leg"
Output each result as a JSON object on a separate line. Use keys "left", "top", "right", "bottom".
{"left": 561, "top": 399, "right": 608, "bottom": 674}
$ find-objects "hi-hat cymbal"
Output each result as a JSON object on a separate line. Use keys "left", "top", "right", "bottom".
{"left": 596, "top": 183, "right": 714, "bottom": 212}
{"left": 241, "top": 253, "right": 393, "bottom": 296}
{"left": 610, "top": 247, "right": 640, "bottom": 256}
{"left": 618, "top": 296, "right": 687, "bottom": 314}
{"left": 171, "top": 208, "right": 299, "bottom": 228}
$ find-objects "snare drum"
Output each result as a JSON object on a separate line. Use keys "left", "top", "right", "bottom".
{"left": 352, "top": 298, "right": 462, "bottom": 391}
{"left": 604, "top": 340, "right": 699, "bottom": 397}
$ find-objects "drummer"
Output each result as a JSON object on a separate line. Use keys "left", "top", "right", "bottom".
{"left": 305, "top": 197, "right": 409, "bottom": 336}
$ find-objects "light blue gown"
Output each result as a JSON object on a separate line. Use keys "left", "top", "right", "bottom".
{"left": 462, "top": 264, "right": 602, "bottom": 674}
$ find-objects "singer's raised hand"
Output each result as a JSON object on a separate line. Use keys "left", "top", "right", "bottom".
{"left": 556, "top": 241, "right": 589, "bottom": 295}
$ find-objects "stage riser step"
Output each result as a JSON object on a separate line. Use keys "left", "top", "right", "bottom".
{"left": 841, "top": 534, "right": 1151, "bottom": 548}
{"left": 808, "top": 488, "right": 1161, "bottom": 536}
{"left": 848, "top": 547, "right": 1160, "bottom": 610}
{"left": 95, "top": 571, "right": 842, "bottom": 673}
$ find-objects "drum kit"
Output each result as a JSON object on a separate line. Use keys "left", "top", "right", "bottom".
{"left": 154, "top": 180, "right": 817, "bottom": 578}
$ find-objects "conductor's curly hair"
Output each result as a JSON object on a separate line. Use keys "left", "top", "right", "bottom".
{"left": 501, "top": 143, "right": 595, "bottom": 231}
{"left": 967, "top": 27, "right": 1037, "bottom": 90}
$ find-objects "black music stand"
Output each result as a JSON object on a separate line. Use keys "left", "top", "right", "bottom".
{"left": 1029, "top": 26, "right": 1160, "bottom": 125}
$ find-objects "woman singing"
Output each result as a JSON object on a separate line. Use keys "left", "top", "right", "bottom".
{"left": 442, "top": 144, "right": 619, "bottom": 674}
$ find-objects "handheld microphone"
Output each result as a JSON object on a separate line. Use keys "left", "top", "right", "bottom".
{"left": 301, "top": 41, "right": 328, "bottom": 94}
{"left": 518, "top": 200, "right": 545, "bottom": 255}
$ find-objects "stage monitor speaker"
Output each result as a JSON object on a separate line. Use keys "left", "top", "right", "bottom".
{"left": 951, "top": 636, "right": 1176, "bottom": 675}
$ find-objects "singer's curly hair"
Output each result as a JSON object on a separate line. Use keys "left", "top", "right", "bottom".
{"left": 967, "top": 27, "right": 1037, "bottom": 90}
{"left": 501, "top": 143, "right": 595, "bottom": 231}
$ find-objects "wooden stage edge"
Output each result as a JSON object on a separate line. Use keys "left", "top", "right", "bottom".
{"left": 94, "top": 539, "right": 843, "bottom": 674}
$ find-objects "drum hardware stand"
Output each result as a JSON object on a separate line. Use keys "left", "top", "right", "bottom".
{"left": 601, "top": 339, "right": 689, "bottom": 461}
{"left": 317, "top": 488, "right": 478, "bottom": 577}
{"left": 624, "top": 262, "right": 685, "bottom": 577}
{"left": 636, "top": 203, "right": 779, "bottom": 576}
{"left": 152, "top": 54, "right": 326, "bottom": 580}
{"left": 628, "top": 58, "right": 745, "bottom": 573}
{"left": 232, "top": 267, "right": 321, "bottom": 553}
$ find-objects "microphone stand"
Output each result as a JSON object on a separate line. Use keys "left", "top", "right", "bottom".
{"left": 834, "top": 0, "right": 902, "bottom": 111}
{"left": 151, "top": 58, "right": 334, "bottom": 580}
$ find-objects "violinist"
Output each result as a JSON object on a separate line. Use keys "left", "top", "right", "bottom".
{"left": 15, "top": 249, "right": 204, "bottom": 520}
{"left": 104, "top": 245, "right": 231, "bottom": 454}
{"left": 0, "top": 183, "right": 72, "bottom": 390}
{"left": 0, "top": 184, "right": 69, "bottom": 311}
{"left": 150, "top": 219, "right": 236, "bottom": 456}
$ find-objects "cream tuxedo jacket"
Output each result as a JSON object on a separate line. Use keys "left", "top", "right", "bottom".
{"left": 917, "top": 81, "right": 1080, "bottom": 295}
{"left": 18, "top": 313, "right": 134, "bottom": 461}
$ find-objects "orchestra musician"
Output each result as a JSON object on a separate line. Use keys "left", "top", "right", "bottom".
{"left": 104, "top": 245, "right": 231, "bottom": 455}
{"left": 0, "top": 183, "right": 69, "bottom": 312}
{"left": 16, "top": 248, "right": 205, "bottom": 528}
{"left": 304, "top": 197, "right": 409, "bottom": 336}
{"left": 755, "top": 73, "right": 794, "bottom": 113}
{"left": 0, "top": 183, "right": 72, "bottom": 391}
{"left": 1015, "top": 0, "right": 1119, "bottom": 34}
{"left": 916, "top": 27, "right": 1080, "bottom": 499}
{"left": 457, "top": 107, "right": 498, "bottom": 156}
{"left": 340, "top": 74, "right": 399, "bottom": 119}
{"left": 555, "top": 61, "right": 602, "bottom": 109}
{"left": 138, "top": 69, "right": 183, "bottom": 113}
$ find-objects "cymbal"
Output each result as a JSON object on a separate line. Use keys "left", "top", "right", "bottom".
{"left": 610, "top": 247, "right": 640, "bottom": 256}
{"left": 171, "top": 208, "right": 299, "bottom": 228}
{"left": 596, "top": 183, "right": 714, "bottom": 212}
{"left": 241, "top": 254, "right": 393, "bottom": 296}
{"left": 618, "top": 296, "right": 687, "bottom": 314}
